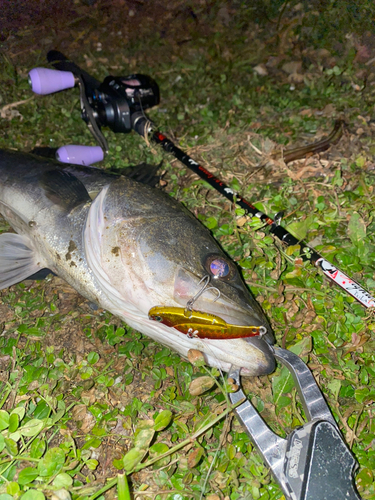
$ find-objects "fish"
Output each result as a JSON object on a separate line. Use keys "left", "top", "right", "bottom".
{"left": 0, "top": 149, "right": 275, "bottom": 376}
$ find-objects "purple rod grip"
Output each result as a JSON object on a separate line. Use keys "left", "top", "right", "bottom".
{"left": 56, "top": 145, "right": 104, "bottom": 166}
{"left": 28, "top": 68, "right": 75, "bottom": 95}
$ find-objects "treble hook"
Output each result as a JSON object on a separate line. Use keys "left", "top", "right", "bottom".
{"left": 185, "top": 275, "right": 221, "bottom": 312}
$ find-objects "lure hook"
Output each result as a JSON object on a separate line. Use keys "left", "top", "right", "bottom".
{"left": 185, "top": 275, "right": 221, "bottom": 311}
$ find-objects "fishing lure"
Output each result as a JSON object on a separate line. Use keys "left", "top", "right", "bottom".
{"left": 148, "top": 306, "right": 266, "bottom": 340}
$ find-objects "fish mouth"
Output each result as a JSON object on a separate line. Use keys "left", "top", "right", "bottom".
{"left": 171, "top": 268, "right": 275, "bottom": 375}
{"left": 202, "top": 336, "right": 275, "bottom": 376}
{"left": 173, "top": 268, "right": 270, "bottom": 332}
{"left": 238, "top": 336, "right": 276, "bottom": 375}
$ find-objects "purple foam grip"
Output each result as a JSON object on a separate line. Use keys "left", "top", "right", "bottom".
{"left": 56, "top": 145, "right": 104, "bottom": 166}
{"left": 28, "top": 68, "right": 75, "bottom": 95}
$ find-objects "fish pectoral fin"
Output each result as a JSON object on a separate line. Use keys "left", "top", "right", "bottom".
{"left": 40, "top": 169, "right": 91, "bottom": 210}
{"left": 0, "top": 233, "right": 47, "bottom": 289}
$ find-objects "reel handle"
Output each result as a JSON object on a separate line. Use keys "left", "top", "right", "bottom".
{"left": 56, "top": 145, "right": 104, "bottom": 166}
{"left": 28, "top": 68, "right": 75, "bottom": 95}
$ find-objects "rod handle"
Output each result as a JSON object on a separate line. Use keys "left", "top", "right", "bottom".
{"left": 56, "top": 145, "right": 104, "bottom": 166}
{"left": 28, "top": 68, "right": 75, "bottom": 95}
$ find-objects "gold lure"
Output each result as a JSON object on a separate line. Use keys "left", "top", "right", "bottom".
{"left": 148, "top": 306, "right": 266, "bottom": 340}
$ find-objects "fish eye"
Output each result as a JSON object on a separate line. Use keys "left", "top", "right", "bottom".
{"left": 205, "top": 255, "right": 236, "bottom": 281}
{"left": 210, "top": 258, "right": 230, "bottom": 277}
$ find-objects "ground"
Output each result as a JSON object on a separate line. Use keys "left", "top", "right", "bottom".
{"left": 1, "top": 1, "right": 375, "bottom": 499}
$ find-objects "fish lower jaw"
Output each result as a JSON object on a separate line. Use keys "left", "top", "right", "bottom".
{"left": 202, "top": 352, "right": 273, "bottom": 376}
{"left": 111, "top": 310, "right": 275, "bottom": 377}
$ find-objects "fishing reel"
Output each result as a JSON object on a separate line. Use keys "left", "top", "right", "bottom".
{"left": 86, "top": 74, "right": 159, "bottom": 134}
{"left": 29, "top": 50, "right": 159, "bottom": 164}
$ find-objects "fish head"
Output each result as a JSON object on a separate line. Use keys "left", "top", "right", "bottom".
{"left": 85, "top": 179, "right": 275, "bottom": 376}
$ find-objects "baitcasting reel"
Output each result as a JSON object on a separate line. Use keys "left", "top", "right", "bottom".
{"left": 29, "top": 50, "right": 159, "bottom": 164}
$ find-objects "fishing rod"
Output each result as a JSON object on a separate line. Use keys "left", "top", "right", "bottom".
{"left": 28, "top": 51, "right": 375, "bottom": 309}
{"left": 147, "top": 125, "right": 375, "bottom": 309}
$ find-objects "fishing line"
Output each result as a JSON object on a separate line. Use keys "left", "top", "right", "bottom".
{"left": 195, "top": 358, "right": 229, "bottom": 500}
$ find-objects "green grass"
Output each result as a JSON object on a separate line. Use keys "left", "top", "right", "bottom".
{"left": 1, "top": 2, "right": 375, "bottom": 498}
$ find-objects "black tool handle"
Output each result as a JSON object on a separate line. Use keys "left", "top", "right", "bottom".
{"left": 285, "top": 421, "right": 362, "bottom": 500}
